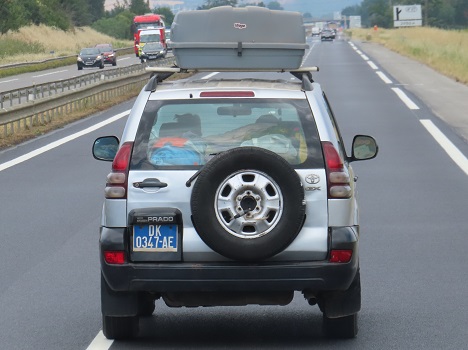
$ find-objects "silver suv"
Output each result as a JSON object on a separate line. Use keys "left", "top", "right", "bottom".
{"left": 93, "top": 66, "right": 378, "bottom": 340}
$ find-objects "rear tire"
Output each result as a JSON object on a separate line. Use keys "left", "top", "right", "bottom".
{"left": 323, "top": 313, "right": 358, "bottom": 339}
{"left": 102, "top": 315, "right": 139, "bottom": 340}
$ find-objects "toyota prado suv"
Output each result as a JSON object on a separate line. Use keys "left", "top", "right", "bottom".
{"left": 92, "top": 6, "right": 378, "bottom": 341}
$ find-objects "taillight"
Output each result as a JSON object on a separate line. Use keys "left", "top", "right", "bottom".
{"left": 329, "top": 249, "right": 353, "bottom": 263}
{"left": 104, "top": 251, "right": 126, "bottom": 264}
{"left": 322, "top": 141, "right": 351, "bottom": 198}
{"left": 105, "top": 141, "right": 133, "bottom": 199}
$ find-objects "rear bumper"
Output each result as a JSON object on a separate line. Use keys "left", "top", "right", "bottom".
{"left": 100, "top": 226, "right": 359, "bottom": 293}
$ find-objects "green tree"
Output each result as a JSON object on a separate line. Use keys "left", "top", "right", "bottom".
{"left": 239, "top": 2, "right": 266, "bottom": 6}
{"left": 60, "top": 0, "right": 92, "bottom": 27}
{"left": 92, "top": 9, "right": 134, "bottom": 39}
{"left": 267, "top": 1, "right": 283, "bottom": 10}
{"left": 130, "top": 0, "right": 151, "bottom": 14}
{"left": 0, "top": 0, "right": 28, "bottom": 34}
{"left": 453, "top": 0, "right": 468, "bottom": 27}
{"left": 197, "top": 0, "right": 238, "bottom": 10}
{"left": 88, "top": 0, "right": 106, "bottom": 22}
{"left": 154, "top": 7, "right": 174, "bottom": 27}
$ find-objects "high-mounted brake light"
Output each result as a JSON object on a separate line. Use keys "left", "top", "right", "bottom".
{"left": 322, "top": 141, "right": 351, "bottom": 199}
{"left": 199, "top": 91, "right": 255, "bottom": 98}
{"left": 105, "top": 142, "right": 133, "bottom": 199}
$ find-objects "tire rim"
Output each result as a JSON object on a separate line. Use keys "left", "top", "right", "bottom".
{"left": 214, "top": 170, "right": 283, "bottom": 239}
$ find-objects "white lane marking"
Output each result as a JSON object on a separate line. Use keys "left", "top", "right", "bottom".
{"left": 118, "top": 57, "right": 130, "bottom": 61}
{"left": 32, "top": 70, "right": 68, "bottom": 78}
{"left": 420, "top": 119, "right": 468, "bottom": 176}
{"left": 0, "top": 110, "right": 130, "bottom": 172}
{"left": 301, "top": 42, "right": 317, "bottom": 64}
{"left": 391, "top": 87, "right": 419, "bottom": 110}
{"left": 356, "top": 50, "right": 363, "bottom": 55}
{"left": 367, "top": 61, "right": 378, "bottom": 70}
{"left": 86, "top": 331, "right": 113, "bottom": 350}
{"left": 201, "top": 72, "right": 219, "bottom": 79}
{"left": 376, "top": 71, "right": 392, "bottom": 84}
{"left": 0, "top": 78, "right": 19, "bottom": 84}
{"left": 360, "top": 54, "right": 369, "bottom": 61}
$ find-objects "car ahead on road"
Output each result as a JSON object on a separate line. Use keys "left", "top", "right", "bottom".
{"left": 77, "top": 47, "right": 104, "bottom": 70}
{"left": 139, "top": 42, "right": 167, "bottom": 63}
{"left": 93, "top": 66, "right": 378, "bottom": 340}
{"left": 321, "top": 28, "right": 335, "bottom": 41}
{"left": 95, "top": 44, "right": 117, "bottom": 66}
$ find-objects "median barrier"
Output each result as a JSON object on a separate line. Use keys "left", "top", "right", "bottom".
{"left": 0, "top": 57, "right": 174, "bottom": 139}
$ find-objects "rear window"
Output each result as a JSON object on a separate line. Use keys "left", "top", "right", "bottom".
{"left": 131, "top": 98, "right": 323, "bottom": 170}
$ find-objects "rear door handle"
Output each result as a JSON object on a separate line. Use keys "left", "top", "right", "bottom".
{"left": 133, "top": 178, "right": 168, "bottom": 188}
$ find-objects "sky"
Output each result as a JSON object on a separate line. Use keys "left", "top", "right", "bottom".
{"left": 105, "top": 0, "right": 362, "bottom": 17}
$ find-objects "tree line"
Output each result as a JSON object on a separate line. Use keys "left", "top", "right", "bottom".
{"left": 342, "top": 0, "right": 467, "bottom": 28}
{"left": 0, "top": 0, "right": 283, "bottom": 38}
{"left": 1, "top": 0, "right": 466, "bottom": 37}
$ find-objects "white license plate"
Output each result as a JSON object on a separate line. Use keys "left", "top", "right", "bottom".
{"left": 133, "top": 224, "right": 177, "bottom": 252}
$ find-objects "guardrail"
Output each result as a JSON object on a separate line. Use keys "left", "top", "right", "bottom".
{"left": 0, "top": 64, "right": 148, "bottom": 109}
{"left": 0, "top": 57, "right": 174, "bottom": 139}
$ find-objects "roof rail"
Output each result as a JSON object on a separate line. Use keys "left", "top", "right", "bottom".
{"left": 144, "top": 66, "right": 319, "bottom": 91}
{"left": 145, "top": 66, "right": 319, "bottom": 74}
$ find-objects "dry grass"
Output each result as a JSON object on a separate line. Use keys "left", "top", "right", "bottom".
{"left": 0, "top": 25, "right": 133, "bottom": 64}
{"left": 347, "top": 27, "right": 468, "bottom": 85}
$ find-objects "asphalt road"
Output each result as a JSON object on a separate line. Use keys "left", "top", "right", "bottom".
{"left": 0, "top": 52, "right": 148, "bottom": 91}
{"left": 0, "top": 35, "right": 467, "bottom": 349}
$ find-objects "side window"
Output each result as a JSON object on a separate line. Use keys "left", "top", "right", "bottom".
{"left": 322, "top": 93, "right": 348, "bottom": 162}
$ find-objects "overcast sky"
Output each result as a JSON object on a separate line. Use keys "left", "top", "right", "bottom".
{"left": 109, "top": 0, "right": 362, "bottom": 17}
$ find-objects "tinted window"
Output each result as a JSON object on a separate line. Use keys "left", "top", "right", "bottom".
{"left": 131, "top": 99, "right": 324, "bottom": 170}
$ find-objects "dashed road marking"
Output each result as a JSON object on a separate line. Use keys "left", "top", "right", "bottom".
{"left": 420, "top": 120, "right": 468, "bottom": 176}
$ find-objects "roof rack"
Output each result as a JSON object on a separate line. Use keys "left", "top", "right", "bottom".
{"left": 144, "top": 66, "right": 319, "bottom": 92}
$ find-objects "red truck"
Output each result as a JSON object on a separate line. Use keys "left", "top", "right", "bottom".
{"left": 132, "top": 14, "right": 166, "bottom": 56}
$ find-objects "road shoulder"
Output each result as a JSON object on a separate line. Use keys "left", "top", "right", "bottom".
{"left": 353, "top": 40, "right": 468, "bottom": 143}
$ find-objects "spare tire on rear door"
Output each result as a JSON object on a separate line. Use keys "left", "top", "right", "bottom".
{"left": 190, "top": 147, "right": 305, "bottom": 261}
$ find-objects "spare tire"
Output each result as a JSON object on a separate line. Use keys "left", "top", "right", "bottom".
{"left": 191, "top": 147, "right": 305, "bottom": 261}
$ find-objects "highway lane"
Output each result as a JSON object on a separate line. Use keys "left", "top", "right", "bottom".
{"left": 0, "top": 53, "right": 148, "bottom": 91}
{"left": 0, "top": 36, "right": 467, "bottom": 349}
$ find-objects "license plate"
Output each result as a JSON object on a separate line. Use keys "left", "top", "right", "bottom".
{"left": 133, "top": 224, "right": 177, "bottom": 252}
{"left": 149, "top": 55, "right": 156, "bottom": 59}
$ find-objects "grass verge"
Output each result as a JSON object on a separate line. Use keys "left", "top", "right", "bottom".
{"left": 347, "top": 27, "right": 468, "bottom": 85}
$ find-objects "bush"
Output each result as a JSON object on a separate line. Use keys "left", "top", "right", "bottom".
{"left": 0, "top": 38, "right": 45, "bottom": 58}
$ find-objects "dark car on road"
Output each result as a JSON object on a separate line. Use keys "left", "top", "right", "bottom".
{"left": 321, "top": 28, "right": 335, "bottom": 41}
{"left": 77, "top": 48, "right": 104, "bottom": 70}
{"left": 139, "top": 42, "right": 167, "bottom": 63}
{"left": 95, "top": 44, "right": 117, "bottom": 66}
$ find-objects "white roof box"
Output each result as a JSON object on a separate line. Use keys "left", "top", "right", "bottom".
{"left": 170, "top": 6, "right": 309, "bottom": 70}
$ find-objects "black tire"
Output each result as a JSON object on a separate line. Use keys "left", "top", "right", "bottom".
{"left": 77, "top": 66, "right": 82, "bottom": 70}
{"left": 112, "top": 61, "right": 117, "bottom": 66}
{"left": 191, "top": 147, "right": 305, "bottom": 261}
{"left": 323, "top": 313, "right": 358, "bottom": 339}
{"left": 99, "top": 64, "right": 104, "bottom": 69}
{"left": 138, "top": 293, "right": 155, "bottom": 317}
{"left": 102, "top": 315, "right": 139, "bottom": 340}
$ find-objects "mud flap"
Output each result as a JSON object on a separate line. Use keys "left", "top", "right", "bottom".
{"left": 320, "top": 270, "right": 361, "bottom": 318}
{"left": 101, "top": 274, "right": 139, "bottom": 316}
